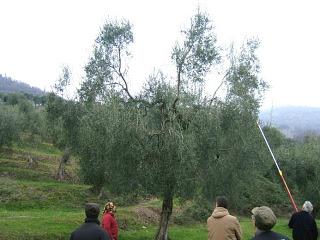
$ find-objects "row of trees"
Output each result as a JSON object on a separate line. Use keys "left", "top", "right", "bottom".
{"left": 1, "top": 10, "right": 319, "bottom": 240}
{"left": 0, "top": 93, "right": 45, "bottom": 147}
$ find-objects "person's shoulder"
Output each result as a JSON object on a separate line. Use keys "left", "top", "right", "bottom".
{"left": 69, "top": 230, "right": 75, "bottom": 239}
{"left": 69, "top": 226, "right": 82, "bottom": 239}
{"left": 225, "top": 214, "right": 240, "bottom": 227}
{"left": 95, "top": 225, "right": 110, "bottom": 238}
{"left": 71, "top": 224, "right": 83, "bottom": 234}
{"left": 272, "top": 231, "right": 290, "bottom": 240}
{"left": 228, "top": 214, "right": 240, "bottom": 222}
{"left": 103, "top": 213, "right": 111, "bottom": 219}
{"left": 291, "top": 211, "right": 311, "bottom": 220}
{"left": 253, "top": 231, "right": 290, "bottom": 240}
{"left": 290, "top": 211, "right": 300, "bottom": 219}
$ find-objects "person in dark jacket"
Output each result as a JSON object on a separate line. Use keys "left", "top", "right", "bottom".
{"left": 70, "top": 203, "right": 110, "bottom": 240}
{"left": 251, "top": 206, "right": 290, "bottom": 240}
{"left": 288, "top": 201, "right": 318, "bottom": 240}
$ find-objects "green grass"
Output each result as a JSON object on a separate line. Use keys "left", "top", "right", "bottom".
{"left": 0, "top": 178, "right": 96, "bottom": 209}
{"left": 0, "top": 142, "right": 313, "bottom": 239}
{"left": 11, "top": 142, "right": 62, "bottom": 157}
{"left": 0, "top": 143, "right": 79, "bottom": 182}
{"left": 0, "top": 207, "right": 298, "bottom": 240}
{"left": 0, "top": 209, "right": 82, "bottom": 240}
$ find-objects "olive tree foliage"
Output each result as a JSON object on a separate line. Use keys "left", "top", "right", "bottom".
{"left": 3, "top": 93, "right": 45, "bottom": 140}
{"left": 272, "top": 134, "right": 320, "bottom": 214}
{"left": 18, "top": 98, "right": 44, "bottom": 141}
{"left": 171, "top": 12, "right": 220, "bottom": 101}
{"left": 78, "top": 98, "right": 143, "bottom": 193}
{"left": 77, "top": 12, "right": 221, "bottom": 240}
{"left": 191, "top": 39, "right": 269, "bottom": 211}
{"left": 46, "top": 66, "right": 73, "bottom": 147}
{"left": 77, "top": 11, "right": 267, "bottom": 240}
{"left": 0, "top": 94, "right": 45, "bottom": 147}
{"left": 79, "top": 20, "right": 134, "bottom": 102}
{"left": 0, "top": 105, "right": 22, "bottom": 148}
{"left": 46, "top": 66, "right": 83, "bottom": 180}
{"left": 217, "top": 40, "right": 268, "bottom": 208}
{"left": 53, "top": 65, "right": 71, "bottom": 99}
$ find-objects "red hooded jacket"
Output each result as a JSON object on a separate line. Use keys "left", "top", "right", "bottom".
{"left": 101, "top": 212, "right": 118, "bottom": 240}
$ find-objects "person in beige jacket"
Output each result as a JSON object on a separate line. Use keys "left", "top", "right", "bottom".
{"left": 207, "top": 196, "right": 242, "bottom": 240}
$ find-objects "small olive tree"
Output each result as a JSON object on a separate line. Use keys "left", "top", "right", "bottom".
{"left": 0, "top": 105, "right": 22, "bottom": 148}
{"left": 46, "top": 66, "right": 83, "bottom": 180}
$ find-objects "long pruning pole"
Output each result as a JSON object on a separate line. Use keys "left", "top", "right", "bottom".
{"left": 257, "top": 122, "right": 298, "bottom": 212}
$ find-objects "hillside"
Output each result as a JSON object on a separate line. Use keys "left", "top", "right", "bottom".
{"left": 0, "top": 143, "right": 199, "bottom": 239}
{"left": 0, "top": 143, "right": 296, "bottom": 240}
{"left": 0, "top": 143, "right": 160, "bottom": 239}
{"left": 0, "top": 74, "right": 45, "bottom": 95}
{"left": 260, "top": 106, "right": 320, "bottom": 138}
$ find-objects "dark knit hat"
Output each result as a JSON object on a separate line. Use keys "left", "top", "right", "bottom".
{"left": 85, "top": 203, "right": 100, "bottom": 218}
{"left": 252, "top": 206, "right": 277, "bottom": 231}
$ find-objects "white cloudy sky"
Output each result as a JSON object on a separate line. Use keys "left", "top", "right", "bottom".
{"left": 0, "top": 0, "right": 319, "bottom": 109}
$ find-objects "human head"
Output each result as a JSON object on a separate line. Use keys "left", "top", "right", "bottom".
{"left": 85, "top": 203, "right": 100, "bottom": 218}
{"left": 251, "top": 206, "right": 277, "bottom": 231}
{"left": 215, "top": 196, "right": 228, "bottom": 209}
{"left": 302, "top": 201, "right": 313, "bottom": 213}
{"left": 103, "top": 202, "right": 116, "bottom": 214}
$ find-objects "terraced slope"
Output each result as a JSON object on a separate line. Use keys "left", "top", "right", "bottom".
{"left": 0, "top": 143, "right": 297, "bottom": 240}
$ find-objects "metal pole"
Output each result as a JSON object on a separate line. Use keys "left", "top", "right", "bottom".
{"left": 257, "top": 122, "right": 298, "bottom": 212}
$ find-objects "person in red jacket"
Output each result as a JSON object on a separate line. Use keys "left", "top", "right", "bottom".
{"left": 101, "top": 202, "right": 119, "bottom": 240}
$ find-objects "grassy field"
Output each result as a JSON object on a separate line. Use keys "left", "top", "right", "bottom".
{"left": 0, "top": 142, "right": 316, "bottom": 239}
{"left": 0, "top": 207, "right": 296, "bottom": 240}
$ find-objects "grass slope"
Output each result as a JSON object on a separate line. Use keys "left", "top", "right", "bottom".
{"left": 0, "top": 142, "right": 316, "bottom": 239}
{"left": 0, "top": 208, "right": 299, "bottom": 240}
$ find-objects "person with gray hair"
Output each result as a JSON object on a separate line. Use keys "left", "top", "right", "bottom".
{"left": 251, "top": 206, "right": 290, "bottom": 240}
{"left": 288, "top": 201, "right": 318, "bottom": 240}
{"left": 302, "top": 201, "right": 313, "bottom": 213}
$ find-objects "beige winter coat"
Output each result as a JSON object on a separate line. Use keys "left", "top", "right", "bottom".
{"left": 207, "top": 207, "right": 242, "bottom": 240}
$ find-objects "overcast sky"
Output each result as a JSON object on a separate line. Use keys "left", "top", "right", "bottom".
{"left": 0, "top": 0, "right": 319, "bottom": 110}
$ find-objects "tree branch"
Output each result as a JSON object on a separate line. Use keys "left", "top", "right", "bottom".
{"left": 172, "top": 30, "right": 195, "bottom": 111}
{"left": 209, "top": 72, "right": 229, "bottom": 106}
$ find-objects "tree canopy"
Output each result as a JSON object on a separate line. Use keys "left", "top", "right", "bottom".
{"left": 75, "top": 10, "right": 268, "bottom": 240}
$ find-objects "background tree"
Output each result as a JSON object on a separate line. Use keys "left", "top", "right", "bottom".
{"left": 0, "top": 105, "right": 22, "bottom": 148}
{"left": 46, "top": 66, "right": 82, "bottom": 180}
{"left": 192, "top": 39, "right": 269, "bottom": 212}
{"left": 0, "top": 93, "right": 45, "bottom": 148}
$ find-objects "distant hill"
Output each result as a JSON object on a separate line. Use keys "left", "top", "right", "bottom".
{"left": 0, "top": 74, "right": 45, "bottom": 95}
{"left": 260, "top": 106, "right": 320, "bottom": 138}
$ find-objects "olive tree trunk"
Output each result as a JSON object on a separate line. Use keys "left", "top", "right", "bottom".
{"left": 56, "top": 147, "right": 70, "bottom": 180}
{"left": 155, "top": 194, "right": 173, "bottom": 240}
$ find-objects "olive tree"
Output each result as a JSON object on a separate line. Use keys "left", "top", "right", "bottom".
{"left": 77, "top": 11, "right": 267, "bottom": 240}
{"left": 0, "top": 105, "right": 22, "bottom": 148}
{"left": 46, "top": 66, "right": 83, "bottom": 180}
{"left": 77, "top": 12, "right": 220, "bottom": 240}
{"left": 199, "top": 40, "right": 268, "bottom": 208}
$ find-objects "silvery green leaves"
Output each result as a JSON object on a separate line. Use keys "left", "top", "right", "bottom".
{"left": 80, "top": 20, "right": 133, "bottom": 102}
{"left": 54, "top": 66, "right": 71, "bottom": 97}
{"left": 97, "top": 20, "right": 133, "bottom": 51}
{"left": 171, "top": 12, "right": 220, "bottom": 86}
{"left": 225, "top": 39, "right": 268, "bottom": 114}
